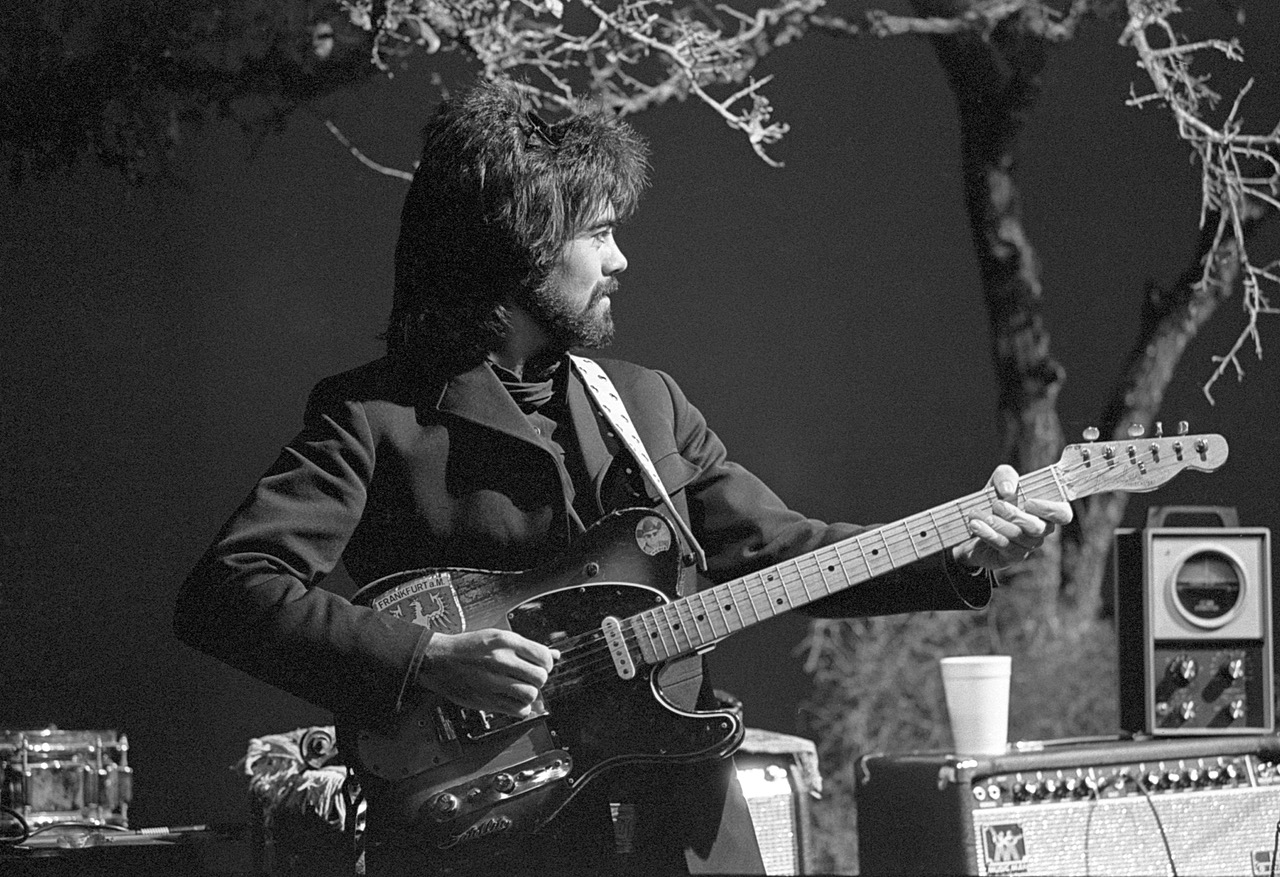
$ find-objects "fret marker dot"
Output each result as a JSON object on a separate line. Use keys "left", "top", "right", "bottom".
{"left": 827, "top": 565, "right": 835, "bottom": 572}
{"left": 775, "top": 598, "right": 784, "bottom": 605}
{"left": 871, "top": 549, "right": 880, "bottom": 556}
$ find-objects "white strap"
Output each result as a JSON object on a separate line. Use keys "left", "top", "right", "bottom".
{"left": 571, "top": 356, "right": 707, "bottom": 572}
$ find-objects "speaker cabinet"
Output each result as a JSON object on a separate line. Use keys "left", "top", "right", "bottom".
{"left": 736, "top": 729, "right": 818, "bottom": 876}
{"left": 856, "top": 735, "right": 1280, "bottom": 876}
{"left": 1114, "top": 517, "right": 1273, "bottom": 736}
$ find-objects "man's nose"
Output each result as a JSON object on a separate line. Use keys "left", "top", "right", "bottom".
{"left": 604, "top": 239, "right": 627, "bottom": 276}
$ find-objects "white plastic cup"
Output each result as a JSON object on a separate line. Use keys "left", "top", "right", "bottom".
{"left": 940, "top": 655, "right": 1012, "bottom": 756}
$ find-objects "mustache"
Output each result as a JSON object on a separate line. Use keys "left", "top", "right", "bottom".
{"left": 590, "top": 277, "right": 620, "bottom": 306}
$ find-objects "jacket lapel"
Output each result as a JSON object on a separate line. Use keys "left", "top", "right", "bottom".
{"left": 432, "top": 361, "right": 541, "bottom": 445}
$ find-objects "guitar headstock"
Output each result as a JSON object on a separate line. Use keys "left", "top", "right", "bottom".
{"left": 1053, "top": 432, "right": 1229, "bottom": 501}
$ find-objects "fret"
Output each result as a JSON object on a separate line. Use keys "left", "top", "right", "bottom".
{"left": 652, "top": 606, "right": 680, "bottom": 659}
{"left": 741, "top": 576, "right": 765, "bottom": 624}
{"left": 757, "top": 569, "right": 780, "bottom": 614}
{"left": 692, "top": 590, "right": 720, "bottom": 643}
{"left": 877, "top": 529, "right": 897, "bottom": 569}
{"left": 664, "top": 602, "right": 692, "bottom": 654}
{"left": 809, "top": 554, "right": 834, "bottom": 602}
{"left": 680, "top": 594, "right": 712, "bottom": 648}
{"left": 717, "top": 585, "right": 747, "bottom": 635}
{"left": 799, "top": 555, "right": 819, "bottom": 602}
{"left": 632, "top": 613, "right": 656, "bottom": 664}
{"left": 924, "top": 508, "right": 947, "bottom": 554}
{"left": 772, "top": 564, "right": 796, "bottom": 612}
{"left": 901, "top": 520, "right": 923, "bottom": 560}
{"left": 856, "top": 540, "right": 874, "bottom": 580}
{"left": 640, "top": 610, "right": 671, "bottom": 662}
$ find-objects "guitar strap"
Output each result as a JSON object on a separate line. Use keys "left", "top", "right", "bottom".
{"left": 570, "top": 355, "right": 708, "bottom": 579}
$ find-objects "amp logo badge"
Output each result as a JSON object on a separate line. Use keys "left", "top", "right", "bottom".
{"left": 982, "top": 823, "right": 1027, "bottom": 874}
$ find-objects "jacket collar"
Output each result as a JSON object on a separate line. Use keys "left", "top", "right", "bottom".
{"left": 425, "top": 357, "right": 617, "bottom": 486}
{"left": 431, "top": 359, "right": 535, "bottom": 445}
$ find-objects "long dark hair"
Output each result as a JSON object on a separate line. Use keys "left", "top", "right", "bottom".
{"left": 385, "top": 79, "right": 650, "bottom": 370}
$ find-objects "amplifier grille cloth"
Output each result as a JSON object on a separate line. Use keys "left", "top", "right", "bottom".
{"left": 970, "top": 786, "right": 1280, "bottom": 876}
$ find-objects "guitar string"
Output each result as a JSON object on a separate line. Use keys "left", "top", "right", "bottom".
{"left": 544, "top": 466, "right": 1063, "bottom": 689}
{"left": 535, "top": 445, "right": 1205, "bottom": 691}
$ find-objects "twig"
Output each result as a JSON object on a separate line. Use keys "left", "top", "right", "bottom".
{"left": 322, "top": 119, "right": 415, "bottom": 180}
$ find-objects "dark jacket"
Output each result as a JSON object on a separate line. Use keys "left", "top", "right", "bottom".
{"left": 174, "top": 353, "right": 983, "bottom": 870}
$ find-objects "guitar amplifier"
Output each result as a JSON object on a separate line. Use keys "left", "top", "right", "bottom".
{"left": 736, "top": 729, "right": 819, "bottom": 876}
{"left": 856, "top": 735, "right": 1280, "bottom": 876}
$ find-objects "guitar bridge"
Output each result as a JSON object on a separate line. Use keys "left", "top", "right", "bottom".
{"left": 455, "top": 703, "right": 545, "bottom": 741}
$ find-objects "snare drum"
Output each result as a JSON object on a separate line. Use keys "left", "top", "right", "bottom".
{"left": 0, "top": 728, "right": 132, "bottom": 829}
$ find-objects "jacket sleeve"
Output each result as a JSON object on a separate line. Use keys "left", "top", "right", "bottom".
{"left": 654, "top": 370, "right": 990, "bottom": 618}
{"left": 172, "top": 380, "right": 430, "bottom": 719}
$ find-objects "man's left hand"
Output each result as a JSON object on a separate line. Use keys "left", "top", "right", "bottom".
{"left": 952, "top": 464, "right": 1074, "bottom": 573}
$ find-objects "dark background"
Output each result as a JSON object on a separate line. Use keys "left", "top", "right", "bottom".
{"left": 4, "top": 6, "right": 1279, "bottom": 829}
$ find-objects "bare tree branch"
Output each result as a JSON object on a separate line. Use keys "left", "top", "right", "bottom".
{"left": 1121, "top": 0, "right": 1280, "bottom": 402}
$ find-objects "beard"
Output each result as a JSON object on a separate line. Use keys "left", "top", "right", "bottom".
{"left": 526, "top": 276, "right": 618, "bottom": 351}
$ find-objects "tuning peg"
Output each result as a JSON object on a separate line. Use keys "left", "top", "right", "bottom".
{"left": 1178, "top": 421, "right": 1189, "bottom": 435}
{"left": 1127, "top": 423, "right": 1145, "bottom": 438}
{"left": 1082, "top": 426, "right": 1100, "bottom": 441}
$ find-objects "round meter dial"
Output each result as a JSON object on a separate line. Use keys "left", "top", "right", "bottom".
{"left": 1172, "top": 550, "right": 1243, "bottom": 628}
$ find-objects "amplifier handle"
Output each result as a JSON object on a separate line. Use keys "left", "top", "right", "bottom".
{"left": 1145, "top": 505, "right": 1240, "bottom": 528}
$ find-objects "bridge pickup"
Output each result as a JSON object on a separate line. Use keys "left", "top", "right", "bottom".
{"left": 602, "top": 616, "right": 636, "bottom": 679}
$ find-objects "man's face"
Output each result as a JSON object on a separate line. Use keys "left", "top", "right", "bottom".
{"left": 527, "top": 207, "right": 628, "bottom": 350}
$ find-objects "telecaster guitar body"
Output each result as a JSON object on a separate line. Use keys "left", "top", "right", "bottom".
{"left": 345, "top": 508, "right": 742, "bottom": 859}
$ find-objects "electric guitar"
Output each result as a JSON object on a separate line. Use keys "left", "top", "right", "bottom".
{"left": 346, "top": 432, "right": 1228, "bottom": 859}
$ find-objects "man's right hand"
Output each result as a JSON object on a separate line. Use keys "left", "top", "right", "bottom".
{"left": 418, "top": 629, "right": 559, "bottom": 717}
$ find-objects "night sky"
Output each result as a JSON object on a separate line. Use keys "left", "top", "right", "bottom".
{"left": 3, "top": 3, "right": 1279, "bottom": 829}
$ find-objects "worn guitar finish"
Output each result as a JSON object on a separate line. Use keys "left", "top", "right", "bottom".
{"left": 346, "top": 433, "right": 1229, "bottom": 859}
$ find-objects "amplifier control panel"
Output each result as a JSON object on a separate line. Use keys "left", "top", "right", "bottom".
{"left": 967, "top": 751, "right": 1277, "bottom": 808}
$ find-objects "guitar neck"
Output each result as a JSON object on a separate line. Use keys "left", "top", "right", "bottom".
{"left": 628, "top": 464, "right": 1068, "bottom": 664}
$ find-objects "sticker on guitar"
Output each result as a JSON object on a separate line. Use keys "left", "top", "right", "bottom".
{"left": 373, "top": 571, "right": 466, "bottom": 632}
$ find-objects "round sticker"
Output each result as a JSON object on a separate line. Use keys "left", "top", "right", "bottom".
{"left": 635, "top": 515, "right": 673, "bottom": 556}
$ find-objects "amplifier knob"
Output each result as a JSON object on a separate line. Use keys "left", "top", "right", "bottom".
{"left": 1168, "top": 657, "right": 1198, "bottom": 684}
{"left": 1187, "top": 768, "right": 1204, "bottom": 787}
{"left": 1145, "top": 771, "right": 1162, "bottom": 789}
